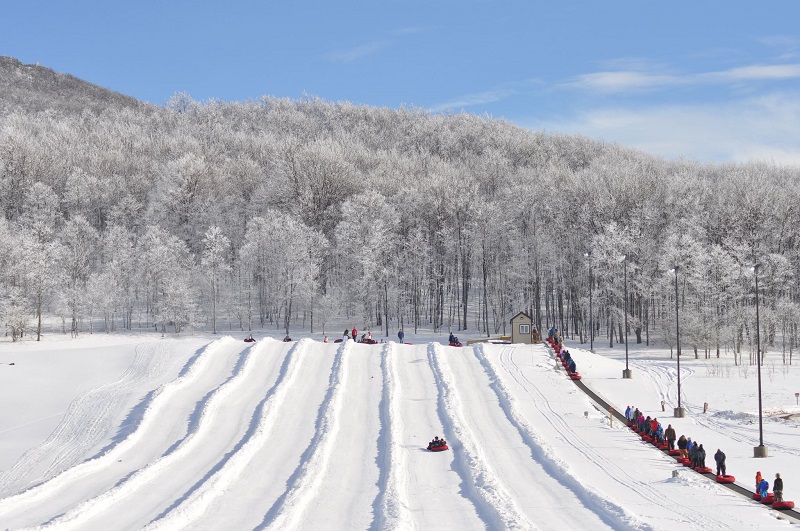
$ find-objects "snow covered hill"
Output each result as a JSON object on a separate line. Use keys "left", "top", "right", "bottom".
{"left": 0, "top": 335, "right": 797, "bottom": 530}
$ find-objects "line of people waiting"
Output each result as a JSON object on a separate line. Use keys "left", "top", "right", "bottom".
{"left": 625, "top": 406, "right": 716, "bottom": 472}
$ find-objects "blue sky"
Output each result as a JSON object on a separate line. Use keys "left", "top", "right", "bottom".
{"left": 3, "top": 0, "right": 800, "bottom": 165}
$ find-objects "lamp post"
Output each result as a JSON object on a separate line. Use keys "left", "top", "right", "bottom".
{"left": 622, "top": 254, "right": 632, "bottom": 379}
{"left": 753, "top": 263, "right": 768, "bottom": 457}
{"left": 584, "top": 252, "right": 593, "bottom": 352}
{"left": 671, "top": 266, "right": 685, "bottom": 417}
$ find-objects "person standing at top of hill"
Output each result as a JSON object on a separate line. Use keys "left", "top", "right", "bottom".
{"left": 714, "top": 449, "right": 726, "bottom": 476}
{"left": 758, "top": 477, "right": 770, "bottom": 498}
{"left": 352, "top": 327, "right": 358, "bottom": 341}
{"left": 665, "top": 424, "right": 676, "bottom": 450}
{"left": 343, "top": 329, "right": 350, "bottom": 340}
{"left": 774, "top": 473, "right": 784, "bottom": 502}
{"left": 677, "top": 434, "right": 688, "bottom": 458}
{"left": 696, "top": 444, "right": 706, "bottom": 468}
{"left": 398, "top": 329, "right": 404, "bottom": 343}
{"left": 755, "top": 471, "right": 763, "bottom": 491}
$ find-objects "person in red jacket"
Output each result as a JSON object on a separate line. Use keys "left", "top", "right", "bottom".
{"left": 650, "top": 417, "right": 659, "bottom": 437}
{"left": 352, "top": 327, "right": 358, "bottom": 341}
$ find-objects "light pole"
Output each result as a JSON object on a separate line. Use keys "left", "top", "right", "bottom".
{"left": 671, "top": 266, "right": 685, "bottom": 417}
{"left": 622, "top": 254, "right": 632, "bottom": 379}
{"left": 753, "top": 263, "right": 768, "bottom": 458}
{"left": 584, "top": 251, "right": 593, "bottom": 352}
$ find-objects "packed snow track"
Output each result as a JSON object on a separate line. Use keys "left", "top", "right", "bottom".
{"left": 0, "top": 338, "right": 791, "bottom": 530}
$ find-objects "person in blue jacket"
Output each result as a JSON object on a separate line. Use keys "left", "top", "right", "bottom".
{"left": 398, "top": 329, "right": 405, "bottom": 343}
{"left": 758, "top": 477, "right": 770, "bottom": 498}
{"left": 567, "top": 358, "right": 577, "bottom": 374}
{"left": 625, "top": 406, "right": 632, "bottom": 421}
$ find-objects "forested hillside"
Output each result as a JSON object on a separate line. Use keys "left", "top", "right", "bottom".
{"left": 0, "top": 56, "right": 797, "bottom": 365}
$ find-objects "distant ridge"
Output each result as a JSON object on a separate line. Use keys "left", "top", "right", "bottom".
{"left": 0, "top": 56, "right": 150, "bottom": 115}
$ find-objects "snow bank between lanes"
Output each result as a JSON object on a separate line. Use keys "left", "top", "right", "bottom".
{"left": 0, "top": 336, "right": 236, "bottom": 520}
{"left": 474, "top": 344, "right": 649, "bottom": 531}
{"left": 143, "top": 338, "right": 310, "bottom": 530}
{"left": 35, "top": 337, "right": 255, "bottom": 530}
{"left": 373, "top": 342, "right": 414, "bottom": 530}
{"left": 428, "top": 343, "right": 531, "bottom": 531}
{"left": 259, "top": 339, "right": 351, "bottom": 530}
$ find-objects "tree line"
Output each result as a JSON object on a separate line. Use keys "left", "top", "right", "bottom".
{"left": 0, "top": 92, "right": 797, "bottom": 365}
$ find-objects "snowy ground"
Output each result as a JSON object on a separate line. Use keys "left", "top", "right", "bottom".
{"left": 0, "top": 328, "right": 798, "bottom": 530}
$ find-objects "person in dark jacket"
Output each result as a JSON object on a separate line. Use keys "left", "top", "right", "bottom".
{"left": 696, "top": 444, "right": 706, "bottom": 468}
{"left": 398, "top": 329, "right": 405, "bottom": 343}
{"left": 714, "top": 449, "right": 726, "bottom": 476}
{"left": 665, "top": 424, "right": 676, "bottom": 450}
{"left": 774, "top": 473, "right": 784, "bottom": 502}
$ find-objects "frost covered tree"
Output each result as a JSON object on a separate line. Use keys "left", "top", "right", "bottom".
{"left": 202, "top": 226, "right": 230, "bottom": 334}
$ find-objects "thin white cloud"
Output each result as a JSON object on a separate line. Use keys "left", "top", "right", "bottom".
{"left": 572, "top": 71, "right": 681, "bottom": 92}
{"left": 391, "top": 27, "right": 423, "bottom": 36}
{"left": 429, "top": 88, "right": 517, "bottom": 112}
{"left": 569, "top": 63, "right": 800, "bottom": 93}
{"left": 707, "top": 64, "right": 800, "bottom": 81}
{"left": 535, "top": 93, "right": 800, "bottom": 166}
{"left": 327, "top": 40, "right": 390, "bottom": 63}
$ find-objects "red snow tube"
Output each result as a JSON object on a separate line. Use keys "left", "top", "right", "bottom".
{"left": 428, "top": 444, "right": 449, "bottom": 452}
{"left": 569, "top": 373, "right": 582, "bottom": 380}
{"left": 627, "top": 421, "right": 633, "bottom": 428}
{"left": 668, "top": 449, "right": 681, "bottom": 456}
{"left": 333, "top": 338, "right": 344, "bottom": 343}
{"left": 244, "top": 338, "right": 256, "bottom": 343}
{"left": 715, "top": 475, "right": 735, "bottom": 484}
{"left": 773, "top": 501, "right": 795, "bottom": 510}
{"left": 761, "top": 494, "right": 775, "bottom": 504}
{"left": 695, "top": 467, "right": 713, "bottom": 474}
{"left": 642, "top": 435, "right": 653, "bottom": 443}
{"left": 656, "top": 442, "right": 668, "bottom": 450}
{"left": 360, "top": 339, "right": 378, "bottom": 344}
{"left": 753, "top": 493, "right": 762, "bottom": 501}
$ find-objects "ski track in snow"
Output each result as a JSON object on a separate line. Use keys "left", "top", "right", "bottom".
{"left": 641, "top": 362, "right": 800, "bottom": 457}
{"left": 28, "top": 337, "right": 256, "bottom": 530}
{"left": 143, "top": 338, "right": 309, "bottom": 530}
{"left": 0, "top": 336, "right": 238, "bottom": 523}
{"left": 1, "top": 339, "right": 791, "bottom": 530}
{"left": 498, "top": 346, "right": 731, "bottom": 530}
{"left": 372, "top": 342, "right": 414, "bottom": 531}
{"left": 427, "top": 343, "right": 532, "bottom": 531}
{"left": 0, "top": 341, "right": 174, "bottom": 496}
{"left": 255, "top": 339, "right": 352, "bottom": 530}
{"left": 478, "top": 345, "right": 648, "bottom": 531}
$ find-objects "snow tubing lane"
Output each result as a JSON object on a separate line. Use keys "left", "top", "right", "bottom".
{"left": 715, "top": 475, "right": 735, "bottom": 484}
{"left": 773, "top": 501, "right": 796, "bottom": 510}
{"left": 427, "top": 445, "right": 449, "bottom": 452}
{"left": 568, "top": 374, "right": 800, "bottom": 522}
